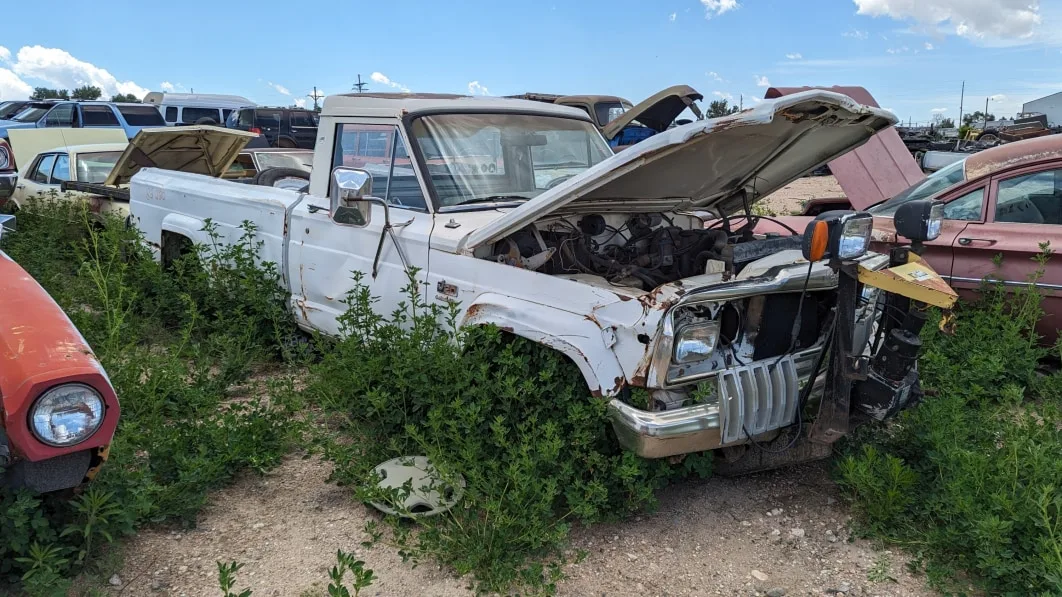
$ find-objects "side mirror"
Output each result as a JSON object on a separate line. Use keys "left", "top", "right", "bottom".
{"left": 330, "top": 167, "right": 373, "bottom": 226}
{"left": 0, "top": 213, "right": 15, "bottom": 242}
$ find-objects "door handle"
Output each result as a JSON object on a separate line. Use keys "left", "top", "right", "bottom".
{"left": 958, "top": 237, "right": 996, "bottom": 246}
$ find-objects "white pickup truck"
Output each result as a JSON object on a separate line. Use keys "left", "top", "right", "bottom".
{"left": 129, "top": 91, "right": 954, "bottom": 472}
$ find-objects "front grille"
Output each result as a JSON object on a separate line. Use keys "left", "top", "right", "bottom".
{"left": 718, "top": 355, "right": 799, "bottom": 445}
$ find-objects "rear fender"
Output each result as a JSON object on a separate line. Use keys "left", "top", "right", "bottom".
{"left": 462, "top": 294, "right": 626, "bottom": 397}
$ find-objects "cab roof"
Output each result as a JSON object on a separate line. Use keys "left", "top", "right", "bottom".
{"left": 321, "top": 93, "right": 592, "bottom": 121}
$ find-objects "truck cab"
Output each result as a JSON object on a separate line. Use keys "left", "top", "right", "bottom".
{"left": 130, "top": 91, "right": 953, "bottom": 471}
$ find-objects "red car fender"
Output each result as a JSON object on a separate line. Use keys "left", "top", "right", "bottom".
{"left": 0, "top": 251, "right": 120, "bottom": 463}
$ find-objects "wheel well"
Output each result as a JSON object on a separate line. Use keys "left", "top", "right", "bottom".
{"left": 160, "top": 230, "right": 194, "bottom": 268}
{"left": 491, "top": 327, "right": 616, "bottom": 396}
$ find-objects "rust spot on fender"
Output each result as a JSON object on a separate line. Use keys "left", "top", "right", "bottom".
{"left": 590, "top": 387, "right": 604, "bottom": 398}
{"left": 500, "top": 326, "right": 514, "bottom": 333}
{"left": 631, "top": 374, "right": 647, "bottom": 387}
{"left": 584, "top": 313, "right": 600, "bottom": 326}
{"left": 617, "top": 294, "right": 633, "bottom": 302}
{"left": 465, "top": 303, "right": 486, "bottom": 319}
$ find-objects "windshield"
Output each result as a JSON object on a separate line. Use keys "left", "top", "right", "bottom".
{"left": 0, "top": 102, "right": 25, "bottom": 120}
{"left": 76, "top": 151, "right": 123, "bottom": 183}
{"left": 11, "top": 104, "right": 53, "bottom": 123}
{"left": 869, "top": 158, "right": 967, "bottom": 216}
{"left": 256, "top": 151, "right": 313, "bottom": 173}
{"left": 410, "top": 113, "right": 611, "bottom": 208}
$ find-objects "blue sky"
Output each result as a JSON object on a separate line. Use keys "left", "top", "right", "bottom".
{"left": 2, "top": 0, "right": 1061, "bottom": 125}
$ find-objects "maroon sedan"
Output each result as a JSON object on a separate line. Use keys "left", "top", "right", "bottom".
{"left": 759, "top": 134, "right": 1062, "bottom": 342}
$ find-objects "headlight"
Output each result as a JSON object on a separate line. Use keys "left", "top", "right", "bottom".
{"left": 673, "top": 321, "right": 720, "bottom": 364}
{"left": 836, "top": 212, "right": 873, "bottom": 260}
{"left": 0, "top": 144, "right": 9, "bottom": 170}
{"left": 894, "top": 199, "right": 944, "bottom": 242}
{"left": 29, "top": 384, "right": 105, "bottom": 447}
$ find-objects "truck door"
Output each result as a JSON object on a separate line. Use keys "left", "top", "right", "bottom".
{"left": 287, "top": 122, "right": 434, "bottom": 336}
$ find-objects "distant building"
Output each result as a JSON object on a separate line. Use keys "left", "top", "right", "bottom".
{"left": 1022, "top": 92, "right": 1062, "bottom": 127}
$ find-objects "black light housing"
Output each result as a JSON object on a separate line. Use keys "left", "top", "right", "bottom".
{"left": 894, "top": 199, "right": 944, "bottom": 243}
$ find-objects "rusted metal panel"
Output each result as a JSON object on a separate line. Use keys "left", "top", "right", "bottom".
{"left": 765, "top": 86, "right": 925, "bottom": 209}
{"left": 964, "top": 134, "right": 1062, "bottom": 181}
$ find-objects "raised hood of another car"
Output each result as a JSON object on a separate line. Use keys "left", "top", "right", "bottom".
{"left": 460, "top": 90, "right": 897, "bottom": 252}
{"left": 104, "top": 125, "right": 257, "bottom": 186}
{"left": 600, "top": 85, "right": 704, "bottom": 140}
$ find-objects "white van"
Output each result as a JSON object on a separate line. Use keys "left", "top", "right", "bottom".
{"left": 143, "top": 92, "right": 256, "bottom": 127}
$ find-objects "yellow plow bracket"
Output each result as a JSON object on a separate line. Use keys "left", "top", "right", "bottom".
{"left": 858, "top": 253, "right": 958, "bottom": 310}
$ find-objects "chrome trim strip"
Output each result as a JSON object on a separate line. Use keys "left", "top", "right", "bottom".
{"left": 946, "top": 275, "right": 1062, "bottom": 291}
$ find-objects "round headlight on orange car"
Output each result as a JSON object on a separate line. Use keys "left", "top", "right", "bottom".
{"left": 29, "top": 383, "right": 105, "bottom": 447}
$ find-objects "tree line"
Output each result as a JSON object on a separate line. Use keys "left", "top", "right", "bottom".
{"left": 29, "top": 86, "right": 141, "bottom": 103}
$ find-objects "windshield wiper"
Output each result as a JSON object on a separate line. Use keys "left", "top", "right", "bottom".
{"left": 454, "top": 195, "right": 531, "bottom": 206}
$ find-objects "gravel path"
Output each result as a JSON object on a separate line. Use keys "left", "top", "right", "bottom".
{"left": 111, "top": 456, "right": 933, "bottom": 597}
{"left": 759, "top": 176, "right": 846, "bottom": 216}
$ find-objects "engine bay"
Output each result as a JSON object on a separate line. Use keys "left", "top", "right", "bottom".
{"left": 487, "top": 211, "right": 803, "bottom": 290}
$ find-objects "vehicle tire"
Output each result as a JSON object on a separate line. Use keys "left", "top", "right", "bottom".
{"left": 253, "top": 167, "right": 310, "bottom": 191}
{"left": 275, "top": 138, "right": 297, "bottom": 149}
{"left": 194, "top": 117, "right": 218, "bottom": 126}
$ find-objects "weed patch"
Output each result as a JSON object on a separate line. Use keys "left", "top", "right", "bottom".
{"left": 839, "top": 256, "right": 1062, "bottom": 594}
{"left": 311, "top": 272, "right": 711, "bottom": 594}
{"left": 0, "top": 201, "right": 299, "bottom": 593}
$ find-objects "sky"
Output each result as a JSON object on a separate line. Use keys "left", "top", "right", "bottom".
{"left": 2, "top": 0, "right": 1062, "bottom": 125}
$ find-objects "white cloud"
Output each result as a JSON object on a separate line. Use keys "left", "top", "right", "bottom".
{"left": 785, "top": 53, "right": 803, "bottom": 59}
{"left": 669, "top": 12, "right": 677, "bottom": 21}
{"left": 294, "top": 98, "right": 307, "bottom": 108}
{"left": 886, "top": 45, "right": 911, "bottom": 54}
{"left": 11, "top": 45, "right": 148, "bottom": 99}
{"left": 700, "top": 0, "right": 739, "bottom": 18}
{"left": 268, "top": 81, "right": 290, "bottom": 95}
{"left": 924, "top": 42, "right": 934, "bottom": 50}
{"left": 371, "top": 71, "right": 411, "bottom": 93}
{"left": 843, "top": 29, "right": 870, "bottom": 39}
{"left": 707, "top": 71, "right": 726, "bottom": 83}
{"left": 754, "top": 75, "right": 770, "bottom": 87}
{"left": 0, "top": 68, "right": 32, "bottom": 100}
{"left": 160, "top": 81, "right": 175, "bottom": 92}
{"left": 931, "top": 107, "right": 948, "bottom": 113}
{"left": 467, "top": 81, "right": 490, "bottom": 96}
{"left": 989, "top": 93, "right": 1007, "bottom": 102}
{"left": 853, "top": 0, "right": 1042, "bottom": 43}
{"left": 712, "top": 91, "right": 735, "bottom": 102}
{"left": 0, "top": 46, "right": 10, "bottom": 63}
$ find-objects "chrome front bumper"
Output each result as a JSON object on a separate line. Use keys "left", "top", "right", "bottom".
{"left": 609, "top": 348, "right": 825, "bottom": 458}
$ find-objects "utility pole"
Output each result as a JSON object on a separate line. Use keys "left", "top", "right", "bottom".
{"left": 352, "top": 74, "right": 367, "bottom": 93}
{"left": 984, "top": 96, "right": 990, "bottom": 130}
{"left": 957, "top": 80, "right": 965, "bottom": 127}
{"left": 739, "top": 94, "right": 743, "bottom": 110}
{"left": 307, "top": 86, "right": 324, "bottom": 111}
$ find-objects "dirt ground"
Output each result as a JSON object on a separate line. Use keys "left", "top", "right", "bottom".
{"left": 111, "top": 456, "right": 933, "bottom": 597}
{"left": 759, "top": 176, "right": 846, "bottom": 215}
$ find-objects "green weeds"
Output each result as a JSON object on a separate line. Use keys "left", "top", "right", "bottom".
{"left": 839, "top": 249, "right": 1062, "bottom": 594}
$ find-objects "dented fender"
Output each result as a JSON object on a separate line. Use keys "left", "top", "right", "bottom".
{"left": 462, "top": 294, "right": 627, "bottom": 397}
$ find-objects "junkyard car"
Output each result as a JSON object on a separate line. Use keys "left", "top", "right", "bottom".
{"left": 129, "top": 91, "right": 953, "bottom": 473}
{"left": 0, "top": 215, "right": 120, "bottom": 493}
{"left": 760, "top": 134, "right": 1062, "bottom": 342}
{"left": 227, "top": 147, "right": 314, "bottom": 189}
{"left": 511, "top": 85, "right": 704, "bottom": 150}
{"left": 10, "top": 126, "right": 255, "bottom": 217}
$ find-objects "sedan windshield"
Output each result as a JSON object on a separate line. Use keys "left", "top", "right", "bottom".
{"left": 76, "top": 151, "right": 124, "bottom": 183}
{"left": 0, "top": 102, "right": 26, "bottom": 120}
{"left": 869, "top": 158, "right": 967, "bottom": 216}
{"left": 10, "top": 104, "right": 53, "bottom": 123}
{"left": 410, "top": 113, "right": 611, "bottom": 208}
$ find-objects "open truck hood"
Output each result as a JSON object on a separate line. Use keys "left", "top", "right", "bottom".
{"left": 104, "top": 125, "right": 257, "bottom": 186}
{"left": 461, "top": 90, "right": 897, "bottom": 251}
{"left": 600, "top": 85, "right": 704, "bottom": 140}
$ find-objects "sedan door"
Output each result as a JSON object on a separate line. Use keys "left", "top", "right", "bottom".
{"left": 952, "top": 164, "right": 1062, "bottom": 341}
{"left": 15, "top": 153, "right": 58, "bottom": 200}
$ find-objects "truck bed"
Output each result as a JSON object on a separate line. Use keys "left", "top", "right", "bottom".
{"left": 130, "top": 169, "right": 302, "bottom": 289}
